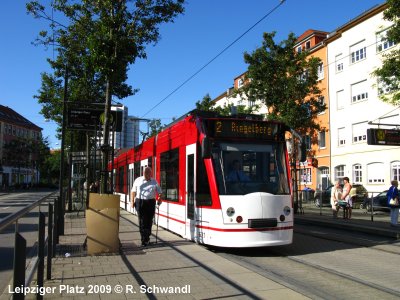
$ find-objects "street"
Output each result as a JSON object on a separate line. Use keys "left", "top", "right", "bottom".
{"left": 0, "top": 191, "right": 54, "bottom": 293}
{"left": 214, "top": 222, "right": 400, "bottom": 299}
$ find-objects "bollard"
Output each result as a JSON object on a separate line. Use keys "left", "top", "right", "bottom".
{"left": 47, "top": 204, "right": 53, "bottom": 280}
{"left": 13, "top": 232, "right": 26, "bottom": 300}
{"left": 36, "top": 212, "right": 45, "bottom": 300}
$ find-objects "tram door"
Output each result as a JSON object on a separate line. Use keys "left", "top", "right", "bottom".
{"left": 128, "top": 163, "right": 134, "bottom": 212}
{"left": 185, "top": 144, "right": 196, "bottom": 240}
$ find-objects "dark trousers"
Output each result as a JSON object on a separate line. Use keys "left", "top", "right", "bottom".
{"left": 135, "top": 199, "right": 156, "bottom": 243}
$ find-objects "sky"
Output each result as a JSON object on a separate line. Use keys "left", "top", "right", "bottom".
{"left": 0, "top": 0, "right": 386, "bottom": 149}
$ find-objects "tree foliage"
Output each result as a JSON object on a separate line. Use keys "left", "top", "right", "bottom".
{"left": 27, "top": 0, "right": 185, "bottom": 191}
{"left": 195, "top": 93, "right": 260, "bottom": 115}
{"left": 372, "top": 0, "right": 400, "bottom": 105}
{"left": 239, "top": 32, "right": 325, "bottom": 134}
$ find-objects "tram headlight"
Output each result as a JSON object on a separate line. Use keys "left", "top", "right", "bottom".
{"left": 226, "top": 207, "right": 235, "bottom": 217}
{"left": 236, "top": 216, "right": 243, "bottom": 223}
{"left": 283, "top": 206, "right": 291, "bottom": 216}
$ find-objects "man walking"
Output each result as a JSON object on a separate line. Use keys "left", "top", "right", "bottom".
{"left": 131, "top": 167, "right": 162, "bottom": 246}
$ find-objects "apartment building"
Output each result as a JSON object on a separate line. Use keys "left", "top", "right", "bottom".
{"left": 294, "top": 30, "right": 330, "bottom": 190}
{"left": 326, "top": 2, "right": 399, "bottom": 194}
{"left": 212, "top": 2, "right": 399, "bottom": 195}
{"left": 0, "top": 105, "right": 42, "bottom": 187}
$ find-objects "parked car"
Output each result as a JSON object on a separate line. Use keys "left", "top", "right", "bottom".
{"left": 314, "top": 185, "right": 336, "bottom": 207}
{"left": 314, "top": 183, "right": 368, "bottom": 209}
{"left": 362, "top": 190, "right": 390, "bottom": 212}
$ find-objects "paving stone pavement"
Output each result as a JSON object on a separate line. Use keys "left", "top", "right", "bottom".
{"left": 2, "top": 209, "right": 310, "bottom": 300}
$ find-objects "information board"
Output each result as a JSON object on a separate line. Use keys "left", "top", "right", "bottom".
{"left": 367, "top": 128, "right": 400, "bottom": 146}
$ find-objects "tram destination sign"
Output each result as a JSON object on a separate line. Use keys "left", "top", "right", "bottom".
{"left": 208, "top": 119, "right": 284, "bottom": 140}
{"left": 67, "top": 108, "right": 122, "bottom": 132}
{"left": 367, "top": 128, "right": 400, "bottom": 146}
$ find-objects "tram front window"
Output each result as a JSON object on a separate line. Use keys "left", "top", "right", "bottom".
{"left": 212, "top": 142, "right": 289, "bottom": 195}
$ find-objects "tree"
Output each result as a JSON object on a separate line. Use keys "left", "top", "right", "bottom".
{"left": 145, "top": 119, "right": 164, "bottom": 139}
{"left": 372, "top": 0, "right": 400, "bottom": 105}
{"left": 239, "top": 32, "right": 325, "bottom": 133}
{"left": 40, "top": 149, "right": 61, "bottom": 186}
{"left": 238, "top": 32, "right": 325, "bottom": 213}
{"left": 27, "top": 0, "right": 185, "bottom": 192}
{"left": 195, "top": 93, "right": 260, "bottom": 115}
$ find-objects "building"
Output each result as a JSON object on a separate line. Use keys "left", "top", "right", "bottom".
{"left": 0, "top": 105, "right": 42, "bottom": 187}
{"left": 212, "top": 2, "right": 399, "bottom": 195}
{"left": 294, "top": 29, "right": 330, "bottom": 190}
{"left": 326, "top": 2, "right": 399, "bottom": 194}
{"left": 110, "top": 105, "right": 141, "bottom": 151}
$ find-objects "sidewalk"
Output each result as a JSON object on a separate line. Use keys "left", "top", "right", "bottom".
{"left": 296, "top": 204, "right": 400, "bottom": 240}
{"left": 2, "top": 205, "right": 399, "bottom": 300}
{"left": 18, "top": 210, "right": 310, "bottom": 300}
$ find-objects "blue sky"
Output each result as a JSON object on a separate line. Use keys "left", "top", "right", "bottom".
{"left": 0, "top": 0, "right": 385, "bottom": 148}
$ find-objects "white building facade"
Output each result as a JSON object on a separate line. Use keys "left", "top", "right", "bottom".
{"left": 327, "top": 5, "right": 400, "bottom": 194}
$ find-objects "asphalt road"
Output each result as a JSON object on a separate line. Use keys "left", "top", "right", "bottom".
{"left": 0, "top": 191, "right": 55, "bottom": 293}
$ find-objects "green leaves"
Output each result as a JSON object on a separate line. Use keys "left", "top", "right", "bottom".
{"left": 240, "top": 31, "right": 325, "bottom": 134}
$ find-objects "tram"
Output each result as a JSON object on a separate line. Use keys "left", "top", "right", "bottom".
{"left": 112, "top": 110, "right": 297, "bottom": 247}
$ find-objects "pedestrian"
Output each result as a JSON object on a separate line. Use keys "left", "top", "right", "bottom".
{"left": 330, "top": 180, "right": 342, "bottom": 218}
{"left": 387, "top": 180, "right": 399, "bottom": 227}
{"left": 131, "top": 167, "right": 162, "bottom": 246}
{"left": 341, "top": 177, "right": 352, "bottom": 219}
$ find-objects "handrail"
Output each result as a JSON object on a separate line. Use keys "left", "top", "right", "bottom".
{"left": 0, "top": 191, "right": 59, "bottom": 300}
{"left": 0, "top": 191, "right": 58, "bottom": 232}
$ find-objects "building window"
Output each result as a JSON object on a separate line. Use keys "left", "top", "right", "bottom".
{"left": 352, "top": 122, "right": 367, "bottom": 143}
{"left": 317, "top": 96, "right": 325, "bottom": 115}
{"left": 377, "top": 28, "right": 396, "bottom": 52}
{"left": 335, "top": 53, "right": 344, "bottom": 73}
{"left": 304, "top": 135, "right": 311, "bottom": 150}
{"left": 367, "top": 162, "right": 384, "bottom": 184}
{"left": 335, "top": 165, "right": 345, "bottom": 181}
{"left": 350, "top": 41, "right": 367, "bottom": 64}
{"left": 297, "top": 46, "right": 302, "bottom": 53}
{"left": 318, "top": 131, "right": 326, "bottom": 148}
{"left": 238, "top": 78, "right": 244, "bottom": 88}
{"left": 317, "top": 63, "right": 324, "bottom": 80}
{"left": 248, "top": 100, "right": 255, "bottom": 108}
{"left": 351, "top": 80, "right": 368, "bottom": 103}
{"left": 353, "top": 164, "right": 362, "bottom": 183}
{"left": 391, "top": 161, "right": 400, "bottom": 181}
{"left": 300, "top": 168, "right": 312, "bottom": 184}
{"left": 337, "top": 90, "right": 344, "bottom": 110}
{"left": 305, "top": 41, "right": 311, "bottom": 50}
{"left": 338, "top": 127, "right": 346, "bottom": 146}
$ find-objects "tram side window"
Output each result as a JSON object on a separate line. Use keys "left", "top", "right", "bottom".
{"left": 134, "top": 162, "right": 140, "bottom": 180}
{"left": 118, "top": 166, "right": 124, "bottom": 193}
{"left": 197, "top": 146, "right": 212, "bottom": 206}
{"left": 160, "top": 148, "right": 179, "bottom": 202}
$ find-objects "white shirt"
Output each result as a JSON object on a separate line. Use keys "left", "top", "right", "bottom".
{"left": 131, "top": 176, "right": 162, "bottom": 200}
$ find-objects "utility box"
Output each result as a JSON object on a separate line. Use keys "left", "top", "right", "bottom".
{"left": 86, "top": 193, "right": 120, "bottom": 255}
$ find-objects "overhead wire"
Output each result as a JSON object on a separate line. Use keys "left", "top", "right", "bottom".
{"left": 140, "top": 0, "right": 287, "bottom": 117}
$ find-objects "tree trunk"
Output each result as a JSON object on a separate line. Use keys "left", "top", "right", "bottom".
{"left": 101, "top": 78, "right": 112, "bottom": 194}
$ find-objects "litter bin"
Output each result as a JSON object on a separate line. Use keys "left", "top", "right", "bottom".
{"left": 302, "top": 188, "right": 315, "bottom": 202}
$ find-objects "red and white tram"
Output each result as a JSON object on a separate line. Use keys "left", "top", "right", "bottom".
{"left": 112, "top": 111, "right": 295, "bottom": 247}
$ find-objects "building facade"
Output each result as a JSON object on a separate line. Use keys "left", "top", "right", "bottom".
{"left": 212, "top": 2, "right": 399, "bottom": 195}
{"left": 326, "top": 3, "right": 399, "bottom": 194}
{"left": 0, "top": 105, "right": 42, "bottom": 187}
